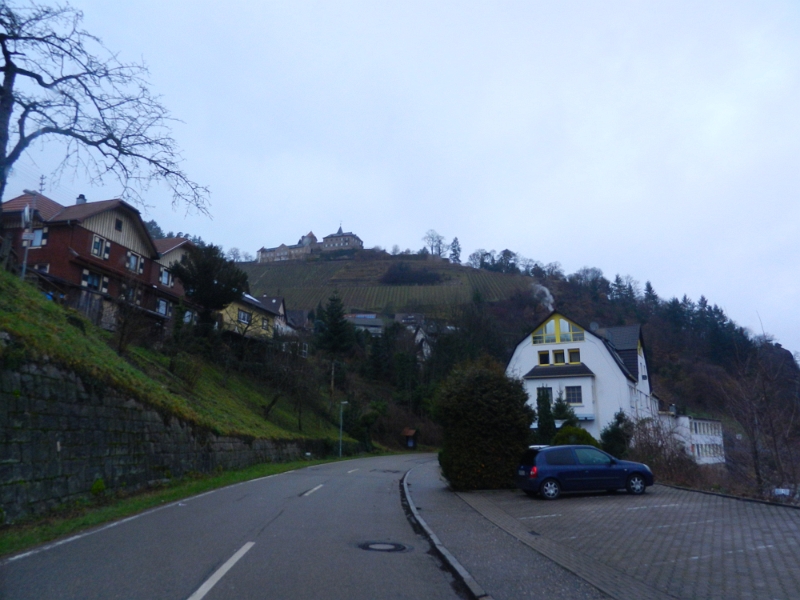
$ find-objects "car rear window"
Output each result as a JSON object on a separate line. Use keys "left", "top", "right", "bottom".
{"left": 543, "top": 448, "right": 577, "bottom": 465}
{"left": 520, "top": 449, "right": 539, "bottom": 464}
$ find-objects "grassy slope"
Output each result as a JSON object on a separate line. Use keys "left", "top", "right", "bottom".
{"left": 241, "top": 257, "right": 533, "bottom": 313}
{"left": 0, "top": 270, "right": 340, "bottom": 441}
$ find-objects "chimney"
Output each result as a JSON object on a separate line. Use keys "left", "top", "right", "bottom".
{"left": 76, "top": 194, "right": 87, "bottom": 205}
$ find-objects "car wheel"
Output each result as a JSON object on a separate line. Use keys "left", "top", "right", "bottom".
{"left": 540, "top": 479, "right": 561, "bottom": 500}
{"left": 627, "top": 473, "right": 646, "bottom": 495}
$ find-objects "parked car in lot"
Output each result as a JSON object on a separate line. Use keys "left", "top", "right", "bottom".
{"left": 515, "top": 445, "right": 654, "bottom": 500}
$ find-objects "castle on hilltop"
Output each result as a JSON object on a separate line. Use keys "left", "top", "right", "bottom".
{"left": 257, "top": 226, "right": 364, "bottom": 263}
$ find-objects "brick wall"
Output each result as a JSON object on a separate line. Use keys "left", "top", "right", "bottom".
{"left": 0, "top": 362, "right": 334, "bottom": 523}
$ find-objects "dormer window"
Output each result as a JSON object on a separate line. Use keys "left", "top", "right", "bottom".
{"left": 532, "top": 317, "right": 585, "bottom": 344}
{"left": 115, "top": 218, "right": 123, "bottom": 232}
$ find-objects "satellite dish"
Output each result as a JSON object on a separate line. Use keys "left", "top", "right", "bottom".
{"left": 21, "top": 204, "right": 31, "bottom": 228}
{"left": 589, "top": 321, "right": 599, "bottom": 332}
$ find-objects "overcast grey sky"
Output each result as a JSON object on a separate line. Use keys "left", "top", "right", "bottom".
{"left": 8, "top": 1, "right": 800, "bottom": 353}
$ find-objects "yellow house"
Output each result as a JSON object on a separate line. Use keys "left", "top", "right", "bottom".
{"left": 219, "top": 294, "right": 277, "bottom": 338}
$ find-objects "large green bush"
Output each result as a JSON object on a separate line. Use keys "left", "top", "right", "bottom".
{"left": 436, "top": 357, "right": 533, "bottom": 490}
{"left": 552, "top": 425, "right": 600, "bottom": 448}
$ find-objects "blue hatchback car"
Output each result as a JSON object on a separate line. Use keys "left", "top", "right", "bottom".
{"left": 515, "top": 445, "right": 654, "bottom": 500}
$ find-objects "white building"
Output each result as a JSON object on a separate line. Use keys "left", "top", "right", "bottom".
{"left": 506, "top": 311, "right": 724, "bottom": 464}
{"left": 660, "top": 413, "right": 725, "bottom": 465}
{"left": 507, "top": 312, "right": 657, "bottom": 440}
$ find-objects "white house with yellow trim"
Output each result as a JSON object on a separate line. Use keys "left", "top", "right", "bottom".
{"left": 507, "top": 311, "right": 725, "bottom": 465}
{"left": 506, "top": 311, "right": 658, "bottom": 440}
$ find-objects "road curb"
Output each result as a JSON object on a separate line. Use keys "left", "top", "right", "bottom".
{"left": 656, "top": 482, "right": 800, "bottom": 509}
{"left": 401, "top": 466, "right": 494, "bottom": 600}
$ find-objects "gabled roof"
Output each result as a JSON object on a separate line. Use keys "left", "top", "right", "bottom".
{"left": 516, "top": 310, "right": 638, "bottom": 383}
{"left": 2, "top": 192, "right": 159, "bottom": 257}
{"left": 50, "top": 199, "right": 129, "bottom": 223}
{"left": 597, "top": 324, "right": 642, "bottom": 379}
{"left": 260, "top": 296, "right": 285, "bottom": 315}
{"left": 238, "top": 294, "right": 274, "bottom": 314}
{"left": 323, "top": 226, "right": 360, "bottom": 239}
{"left": 599, "top": 325, "right": 641, "bottom": 351}
{"left": 523, "top": 364, "right": 596, "bottom": 379}
{"left": 154, "top": 237, "right": 192, "bottom": 255}
{"left": 2, "top": 191, "right": 65, "bottom": 221}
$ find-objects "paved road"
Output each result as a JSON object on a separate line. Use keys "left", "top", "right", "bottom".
{"left": 0, "top": 455, "right": 466, "bottom": 600}
{"left": 451, "top": 478, "right": 800, "bottom": 600}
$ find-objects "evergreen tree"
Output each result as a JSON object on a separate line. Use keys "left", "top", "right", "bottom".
{"left": 600, "top": 411, "right": 634, "bottom": 458}
{"left": 170, "top": 244, "right": 248, "bottom": 325}
{"left": 536, "top": 387, "right": 556, "bottom": 444}
{"left": 449, "top": 237, "right": 462, "bottom": 264}
{"left": 318, "top": 292, "right": 355, "bottom": 354}
{"left": 552, "top": 393, "right": 579, "bottom": 427}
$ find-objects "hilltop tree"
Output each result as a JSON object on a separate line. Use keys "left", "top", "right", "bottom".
{"left": 423, "top": 230, "right": 446, "bottom": 257}
{"left": 449, "top": 237, "right": 461, "bottom": 264}
{"left": 0, "top": 2, "right": 207, "bottom": 216}
{"left": 170, "top": 244, "right": 248, "bottom": 324}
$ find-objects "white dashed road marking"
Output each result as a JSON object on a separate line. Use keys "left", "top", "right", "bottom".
{"left": 187, "top": 542, "right": 255, "bottom": 600}
{"left": 302, "top": 484, "right": 324, "bottom": 497}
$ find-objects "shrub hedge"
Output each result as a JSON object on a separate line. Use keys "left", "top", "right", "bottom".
{"left": 436, "top": 357, "right": 533, "bottom": 490}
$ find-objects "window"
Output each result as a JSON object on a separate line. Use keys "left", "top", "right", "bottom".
{"left": 544, "top": 448, "right": 576, "bottom": 466}
{"left": 532, "top": 317, "right": 584, "bottom": 344}
{"left": 183, "top": 310, "right": 195, "bottom": 324}
{"left": 575, "top": 447, "right": 611, "bottom": 466}
{"left": 159, "top": 267, "right": 171, "bottom": 286}
{"left": 237, "top": 309, "right": 252, "bottom": 324}
{"left": 127, "top": 252, "right": 140, "bottom": 272}
{"left": 115, "top": 218, "right": 123, "bottom": 232}
{"left": 569, "top": 349, "right": 581, "bottom": 363}
{"left": 537, "top": 386, "right": 553, "bottom": 401}
{"left": 31, "top": 229, "right": 43, "bottom": 247}
{"left": 565, "top": 386, "right": 582, "bottom": 404}
{"left": 34, "top": 263, "right": 49, "bottom": 273}
{"left": 85, "top": 272, "right": 101, "bottom": 291}
{"left": 538, "top": 351, "right": 549, "bottom": 365}
{"left": 262, "top": 317, "right": 270, "bottom": 330}
{"left": 156, "top": 299, "right": 172, "bottom": 316}
{"left": 553, "top": 350, "right": 565, "bottom": 364}
{"left": 91, "top": 235, "right": 106, "bottom": 257}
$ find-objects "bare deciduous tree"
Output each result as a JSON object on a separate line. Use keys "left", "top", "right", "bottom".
{"left": 0, "top": 2, "right": 208, "bottom": 216}
{"left": 422, "top": 229, "right": 446, "bottom": 257}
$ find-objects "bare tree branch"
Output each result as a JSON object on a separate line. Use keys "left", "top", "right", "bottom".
{"left": 0, "top": 1, "right": 208, "bottom": 216}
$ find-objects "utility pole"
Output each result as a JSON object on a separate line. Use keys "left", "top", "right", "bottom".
{"left": 339, "top": 401, "right": 348, "bottom": 457}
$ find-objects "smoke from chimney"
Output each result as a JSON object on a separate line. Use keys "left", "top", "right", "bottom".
{"left": 532, "top": 283, "right": 555, "bottom": 312}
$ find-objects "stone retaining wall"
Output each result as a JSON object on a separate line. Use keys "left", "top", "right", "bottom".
{"left": 0, "top": 362, "right": 322, "bottom": 522}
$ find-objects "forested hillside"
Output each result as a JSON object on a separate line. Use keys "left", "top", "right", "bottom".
{"left": 245, "top": 250, "right": 800, "bottom": 496}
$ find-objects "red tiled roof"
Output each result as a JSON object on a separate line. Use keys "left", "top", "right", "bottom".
{"left": 154, "top": 237, "right": 191, "bottom": 255}
{"left": 51, "top": 199, "right": 135, "bottom": 222}
{"left": 2, "top": 192, "right": 65, "bottom": 221}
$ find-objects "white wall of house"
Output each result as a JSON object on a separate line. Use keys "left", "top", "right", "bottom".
{"left": 506, "top": 317, "right": 656, "bottom": 440}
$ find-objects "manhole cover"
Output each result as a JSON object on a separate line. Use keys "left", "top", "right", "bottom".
{"left": 359, "top": 541, "right": 410, "bottom": 552}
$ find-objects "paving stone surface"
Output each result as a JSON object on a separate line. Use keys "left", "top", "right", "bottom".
{"left": 407, "top": 460, "right": 609, "bottom": 600}
{"left": 460, "top": 483, "right": 800, "bottom": 600}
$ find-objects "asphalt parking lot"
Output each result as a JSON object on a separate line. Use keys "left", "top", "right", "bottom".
{"left": 457, "top": 484, "right": 800, "bottom": 600}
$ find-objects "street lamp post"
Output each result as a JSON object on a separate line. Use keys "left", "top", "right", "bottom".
{"left": 339, "top": 401, "right": 348, "bottom": 458}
